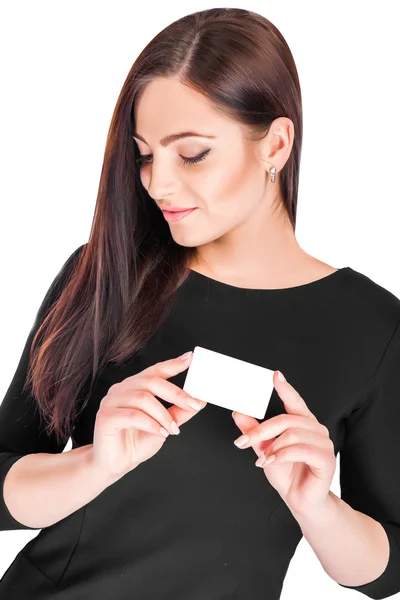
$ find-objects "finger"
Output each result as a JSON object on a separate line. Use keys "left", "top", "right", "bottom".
{"left": 266, "top": 427, "right": 334, "bottom": 456}
{"left": 96, "top": 405, "right": 171, "bottom": 439}
{"left": 102, "top": 389, "right": 181, "bottom": 436}
{"left": 110, "top": 375, "right": 206, "bottom": 413}
{"left": 122, "top": 351, "right": 194, "bottom": 385}
{"left": 232, "top": 412, "right": 272, "bottom": 459}
{"left": 261, "top": 443, "right": 333, "bottom": 476}
{"left": 167, "top": 402, "right": 207, "bottom": 428}
{"left": 273, "top": 370, "right": 317, "bottom": 420}
{"left": 234, "top": 414, "right": 324, "bottom": 449}
{"left": 116, "top": 351, "right": 195, "bottom": 400}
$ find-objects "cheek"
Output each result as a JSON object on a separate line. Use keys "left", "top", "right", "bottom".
{"left": 139, "top": 171, "right": 150, "bottom": 191}
{"left": 201, "top": 153, "right": 262, "bottom": 217}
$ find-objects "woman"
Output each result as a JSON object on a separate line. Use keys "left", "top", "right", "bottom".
{"left": 1, "top": 7, "right": 399, "bottom": 599}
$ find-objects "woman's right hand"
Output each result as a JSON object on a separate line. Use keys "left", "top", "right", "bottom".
{"left": 90, "top": 352, "right": 206, "bottom": 483}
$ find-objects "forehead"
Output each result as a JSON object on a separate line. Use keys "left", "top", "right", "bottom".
{"left": 133, "top": 77, "right": 240, "bottom": 144}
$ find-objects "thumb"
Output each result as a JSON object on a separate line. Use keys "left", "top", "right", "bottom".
{"left": 232, "top": 411, "right": 264, "bottom": 457}
{"left": 232, "top": 411, "right": 259, "bottom": 432}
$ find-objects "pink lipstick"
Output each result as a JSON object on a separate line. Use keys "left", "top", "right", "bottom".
{"left": 161, "top": 208, "right": 198, "bottom": 222}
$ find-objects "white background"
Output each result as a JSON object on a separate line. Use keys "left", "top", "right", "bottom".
{"left": 0, "top": 1, "right": 399, "bottom": 598}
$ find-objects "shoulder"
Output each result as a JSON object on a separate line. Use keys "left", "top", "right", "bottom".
{"left": 340, "top": 266, "right": 400, "bottom": 340}
{"left": 65, "top": 243, "right": 87, "bottom": 269}
{"left": 37, "top": 243, "right": 87, "bottom": 320}
{"left": 49, "top": 243, "right": 87, "bottom": 292}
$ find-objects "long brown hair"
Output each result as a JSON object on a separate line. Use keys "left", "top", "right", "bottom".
{"left": 24, "top": 7, "right": 303, "bottom": 445}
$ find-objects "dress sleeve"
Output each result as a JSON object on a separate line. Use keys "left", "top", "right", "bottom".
{"left": 338, "top": 316, "right": 400, "bottom": 599}
{"left": 0, "top": 244, "right": 86, "bottom": 531}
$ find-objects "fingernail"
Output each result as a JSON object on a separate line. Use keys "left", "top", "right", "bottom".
{"left": 264, "top": 454, "right": 276, "bottom": 464}
{"left": 234, "top": 434, "right": 249, "bottom": 447}
{"left": 160, "top": 427, "right": 170, "bottom": 438}
{"left": 170, "top": 421, "right": 180, "bottom": 435}
{"left": 187, "top": 398, "right": 205, "bottom": 410}
{"left": 255, "top": 454, "right": 266, "bottom": 467}
{"left": 179, "top": 351, "right": 193, "bottom": 360}
{"left": 277, "top": 370, "right": 286, "bottom": 382}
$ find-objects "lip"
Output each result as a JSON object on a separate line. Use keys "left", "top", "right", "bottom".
{"left": 159, "top": 206, "right": 196, "bottom": 212}
{"left": 161, "top": 207, "right": 198, "bottom": 223}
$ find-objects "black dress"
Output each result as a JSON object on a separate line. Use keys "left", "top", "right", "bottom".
{"left": 1, "top": 245, "right": 400, "bottom": 599}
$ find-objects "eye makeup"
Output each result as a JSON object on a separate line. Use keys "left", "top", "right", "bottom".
{"left": 136, "top": 148, "right": 211, "bottom": 167}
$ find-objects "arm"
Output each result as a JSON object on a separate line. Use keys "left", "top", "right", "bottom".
{"left": 292, "top": 490, "right": 391, "bottom": 591}
{"left": 0, "top": 243, "right": 101, "bottom": 531}
{"left": 294, "top": 316, "right": 400, "bottom": 600}
{"left": 3, "top": 444, "right": 113, "bottom": 529}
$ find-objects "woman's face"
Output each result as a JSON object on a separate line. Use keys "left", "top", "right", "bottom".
{"left": 133, "top": 76, "right": 287, "bottom": 256}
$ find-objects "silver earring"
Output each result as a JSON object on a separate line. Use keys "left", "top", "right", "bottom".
{"left": 269, "top": 166, "right": 277, "bottom": 183}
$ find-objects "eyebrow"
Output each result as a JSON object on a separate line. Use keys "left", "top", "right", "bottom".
{"left": 132, "top": 130, "right": 216, "bottom": 147}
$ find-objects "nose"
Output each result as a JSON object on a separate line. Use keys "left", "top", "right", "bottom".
{"left": 146, "top": 158, "right": 178, "bottom": 201}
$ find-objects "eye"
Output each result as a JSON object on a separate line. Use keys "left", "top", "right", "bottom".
{"left": 135, "top": 149, "right": 210, "bottom": 167}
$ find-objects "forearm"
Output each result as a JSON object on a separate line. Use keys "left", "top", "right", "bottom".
{"left": 3, "top": 444, "right": 115, "bottom": 529}
{"left": 291, "top": 491, "right": 390, "bottom": 587}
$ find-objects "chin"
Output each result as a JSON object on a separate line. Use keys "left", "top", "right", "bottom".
{"left": 170, "top": 237, "right": 198, "bottom": 249}
{"left": 169, "top": 231, "right": 207, "bottom": 248}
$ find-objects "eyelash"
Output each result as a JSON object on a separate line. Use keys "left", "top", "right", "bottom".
{"left": 135, "top": 149, "right": 210, "bottom": 167}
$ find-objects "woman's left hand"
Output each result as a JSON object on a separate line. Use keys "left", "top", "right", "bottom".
{"left": 232, "top": 370, "right": 337, "bottom": 519}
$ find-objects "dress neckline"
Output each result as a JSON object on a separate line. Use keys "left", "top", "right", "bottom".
{"left": 187, "top": 266, "right": 351, "bottom": 294}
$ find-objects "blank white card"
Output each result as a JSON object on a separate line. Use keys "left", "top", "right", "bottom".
{"left": 183, "top": 346, "right": 275, "bottom": 420}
